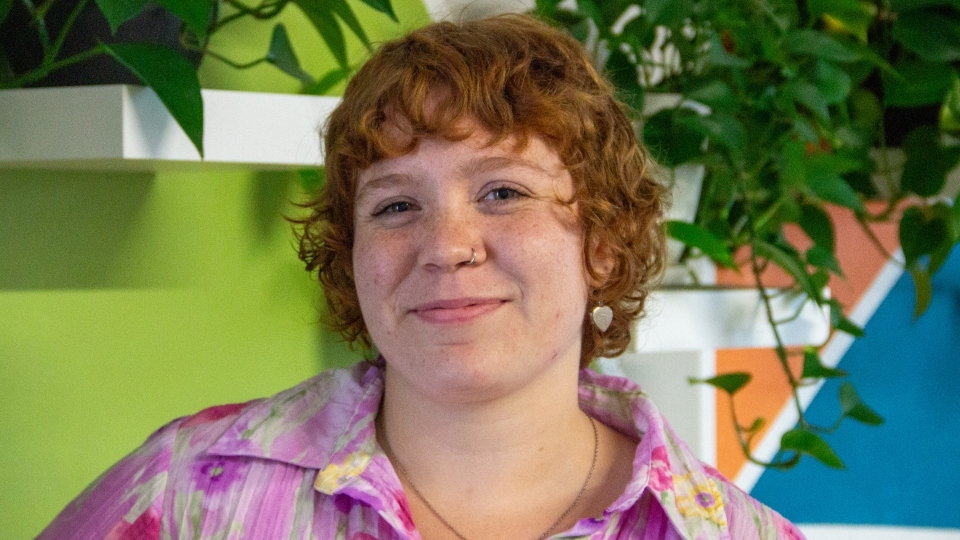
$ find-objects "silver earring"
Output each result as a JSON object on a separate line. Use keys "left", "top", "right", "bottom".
{"left": 591, "top": 302, "right": 613, "bottom": 332}
{"left": 466, "top": 248, "right": 477, "bottom": 265}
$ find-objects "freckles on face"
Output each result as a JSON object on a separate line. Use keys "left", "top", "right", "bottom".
{"left": 349, "top": 124, "right": 592, "bottom": 394}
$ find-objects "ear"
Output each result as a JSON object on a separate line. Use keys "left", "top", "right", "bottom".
{"left": 587, "top": 234, "right": 615, "bottom": 289}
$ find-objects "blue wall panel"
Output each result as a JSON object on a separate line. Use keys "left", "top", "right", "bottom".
{"left": 751, "top": 248, "right": 960, "bottom": 527}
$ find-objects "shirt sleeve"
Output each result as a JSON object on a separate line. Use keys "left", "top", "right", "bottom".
{"left": 36, "top": 419, "right": 182, "bottom": 540}
{"left": 714, "top": 473, "right": 807, "bottom": 540}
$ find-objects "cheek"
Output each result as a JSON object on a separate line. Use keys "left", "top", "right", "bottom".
{"left": 352, "top": 232, "right": 408, "bottom": 302}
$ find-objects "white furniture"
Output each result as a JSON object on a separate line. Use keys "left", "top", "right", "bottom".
{"left": 597, "top": 287, "right": 829, "bottom": 466}
{"left": 799, "top": 525, "right": 960, "bottom": 540}
{"left": 0, "top": 85, "right": 338, "bottom": 170}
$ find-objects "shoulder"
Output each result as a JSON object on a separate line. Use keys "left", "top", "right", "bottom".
{"left": 38, "top": 363, "right": 381, "bottom": 540}
{"left": 37, "top": 415, "right": 185, "bottom": 540}
{"left": 707, "top": 465, "right": 807, "bottom": 540}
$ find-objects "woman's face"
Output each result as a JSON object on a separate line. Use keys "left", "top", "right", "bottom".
{"left": 352, "top": 122, "right": 591, "bottom": 404}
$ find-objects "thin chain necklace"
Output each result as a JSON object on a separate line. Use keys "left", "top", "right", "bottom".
{"left": 379, "top": 416, "right": 599, "bottom": 540}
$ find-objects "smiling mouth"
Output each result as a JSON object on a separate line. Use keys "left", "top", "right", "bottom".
{"left": 411, "top": 298, "right": 506, "bottom": 324}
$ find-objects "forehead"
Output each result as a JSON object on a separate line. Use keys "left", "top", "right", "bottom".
{"left": 356, "top": 125, "right": 564, "bottom": 189}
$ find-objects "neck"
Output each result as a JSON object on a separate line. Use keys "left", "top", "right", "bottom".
{"left": 378, "top": 356, "right": 591, "bottom": 498}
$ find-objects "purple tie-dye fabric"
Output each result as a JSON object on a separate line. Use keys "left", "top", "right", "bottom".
{"left": 39, "top": 361, "right": 804, "bottom": 540}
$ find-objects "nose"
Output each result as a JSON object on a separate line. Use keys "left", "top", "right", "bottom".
{"left": 417, "top": 208, "right": 483, "bottom": 271}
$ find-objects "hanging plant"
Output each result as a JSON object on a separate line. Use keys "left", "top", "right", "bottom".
{"left": 535, "top": 0, "right": 960, "bottom": 469}
{"left": 0, "top": 0, "right": 399, "bottom": 156}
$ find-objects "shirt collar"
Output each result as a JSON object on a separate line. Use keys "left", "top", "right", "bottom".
{"left": 207, "top": 362, "right": 729, "bottom": 540}
{"left": 206, "top": 361, "right": 384, "bottom": 471}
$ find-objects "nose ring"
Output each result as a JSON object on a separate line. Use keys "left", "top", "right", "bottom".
{"left": 467, "top": 248, "right": 477, "bottom": 266}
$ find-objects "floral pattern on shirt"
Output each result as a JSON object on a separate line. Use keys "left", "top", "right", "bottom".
{"left": 39, "top": 361, "right": 804, "bottom": 540}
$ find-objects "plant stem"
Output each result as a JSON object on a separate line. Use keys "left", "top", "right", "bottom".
{"left": 44, "top": 0, "right": 90, "bottom": 65}
{"left": 20, "top": 0, "right": 52, "bottom": 51}
{"left": 213, "top": 0, "right": 288, "bottom": 30}
{"left": 2, "top": 44, "right": 105, "bottom": 88}
{"left": 203, "top": 49, "right": 266, "bottom": 70}
{"left": 856, "top": 214, "right": 900, "bottom": 264}
{"left": 750, "top": 250, "right": 806, "bottom": 424}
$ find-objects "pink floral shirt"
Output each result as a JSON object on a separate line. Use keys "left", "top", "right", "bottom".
{"left": 39, "top": 361, "right": 804, "bottom": 540}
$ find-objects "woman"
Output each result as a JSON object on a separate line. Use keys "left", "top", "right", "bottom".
{"left": 40, "top": 14, "right": 804, "bottom": 540}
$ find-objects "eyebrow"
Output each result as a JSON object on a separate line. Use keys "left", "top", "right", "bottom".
{"left": 355, "top": 153, "right": 555, "bottom": 201}
{"left": 459, "top": 155, "right": 551, "bottom": 178}
{"left": 355, "top": 173, "right": 414, "bottom": 203}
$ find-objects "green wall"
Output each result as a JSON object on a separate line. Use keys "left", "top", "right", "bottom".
{"left": 0, "top": 1, "right": 428, "bottom": 537}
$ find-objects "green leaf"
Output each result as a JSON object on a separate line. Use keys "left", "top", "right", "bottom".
{"left": 0, "top": 0, "right": 13, "bottom": 25}
{"left": 801, "top": 347, "right": 848, "bottom": 379}
{"left": 830, "top": 299, "right": 865, "bottom": 337}
{"left": 754, "top": 240, "right": 822, "bottom": 301}
{"left": 707, "top": 34, "right": 750, "bottom": 68}
{"left": 294, "top": 0, "right": 348, "bottom": 70}
{"left": 357, "top": 0, "right": 397, "bottom": 22}
{"left": 929, "top": 203, "right": 955, "bottom": 273}
{"left": 943, "top": 75, "right": 960, "bottom": 134}
{"left": 839, "top": 382, "right": 885, "bottom": 425}
{"left": 893, "top": 7, "right": 960, "bottom": 62}
{"left": 686, "top": 113, "right": 748, "bottom": 154}
{"left": 302, "top": 66, "right": 350, "bottom": 95}
{"left": 102, "top": 43, "right": 204, "bottom": 156}
{"left": 807, "top": 174, "right": 866, "bottom": 213}
{"left": 901, "top": 126, "right": 960, "bottom": 196}
{"left": 606, "top": 48, "right": 640, "bottom": 95}
{"left": 690, "top": 372, "right": 752, "bottom": 396}
{"left": 781, "top": 428, "right": 845, "bottom": 468}
{"left": 788, "top": 79, "right": 831, "bottom": 120}
{"left": 687, "top": 81, "right": 737, "bottom": 112}
{"left": 666, "top": 220, "right": 736, "bottom": 268}
{"left": 783, "top": 30, "right": 860, "bottom": 63}
{"left": 899, "top": 206, "right": 943, "bottom": 266}
{"left": 94, "top": 0, "right": 149, "bottom": 33}
{"left": 953, "top": 190, "right": 960, "bottom": 239}
{"left": 266, "top": 24, "right": 315, "bottom": 85}
{"left": 644, "top": 0, "right": 694, "bottom": 26}
{"left": 154, "top": 0, "right": 212, "bottom": 40}
{"left": 883, "top": 61, "right": 956, "bottom": 107}
{"left": 807, "top": 245, "right": 843, "bottom": 275}
{"left": 745, "top": 416, "right": 766, "bottom": 433}
{"left": 814, "top": 60, "right": 851, "bottom": 104}
{"left": 329, "top": 0, "right": 371, "bottom": 49}
{"left": 809, "top": 0, "right": 876, "bottom": 41}
{"left": 780, "top": 140, "right": 807, "bottom": 188}
{"left": 799, "top": 204, "right": 835, "bottom": 252}
{"left": 909, "top": 264, "right": 934, "bottom": 317}
{"left": 642, "top": 110, "right": 704, "bottom": 166}
{"left": 575, "top": 0, "right": 604, "bottom": 27}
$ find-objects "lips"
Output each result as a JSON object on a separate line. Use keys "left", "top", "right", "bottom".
{"left": 411, "top": 297, "right": 506, "bottom": 324}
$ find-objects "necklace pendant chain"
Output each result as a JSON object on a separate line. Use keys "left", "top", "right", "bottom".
{"left": 380, "top": 416, "right": 600, "bottom": 540}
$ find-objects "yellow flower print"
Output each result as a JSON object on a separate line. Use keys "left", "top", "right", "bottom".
{"left": 672, "top": 472, "right": 728, "bottom": 528}
{"left": 314, "top": 452, "right": 372, "bottom": 494}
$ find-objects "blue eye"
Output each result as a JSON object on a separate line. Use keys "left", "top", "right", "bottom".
{"left": 374, "top": 201, "right": 412, "bottom": 216}
{"left": 486, "top": 187, "right": 521, "bottom": 201}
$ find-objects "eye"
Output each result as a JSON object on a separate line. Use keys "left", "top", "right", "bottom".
{"left": 373, "top": 200, "right": 414, "bottom": 216}
{"left": 483, "top": 186, "right": 523, "bottom": 201}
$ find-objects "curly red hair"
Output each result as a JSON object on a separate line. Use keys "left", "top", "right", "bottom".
{"left": 296, "top": 14, "right": 666, "bottom": 367}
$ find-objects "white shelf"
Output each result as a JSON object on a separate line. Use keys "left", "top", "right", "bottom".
{"left": 633, "top": 287, "right": 830, "bottom": 353}
{"left": 0, "top": 85, "right": 339, "bottom": 170}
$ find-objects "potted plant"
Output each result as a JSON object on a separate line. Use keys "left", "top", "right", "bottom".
{"left": 0, "top": 0, "right": 399, "bottom": 156}
{"left": 535, "top": 0, "right": 960, "bottom": 469}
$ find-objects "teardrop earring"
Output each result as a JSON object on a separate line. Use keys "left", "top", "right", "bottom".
{"left": 591, "top": 302, "right": 613, "bottom": 332}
